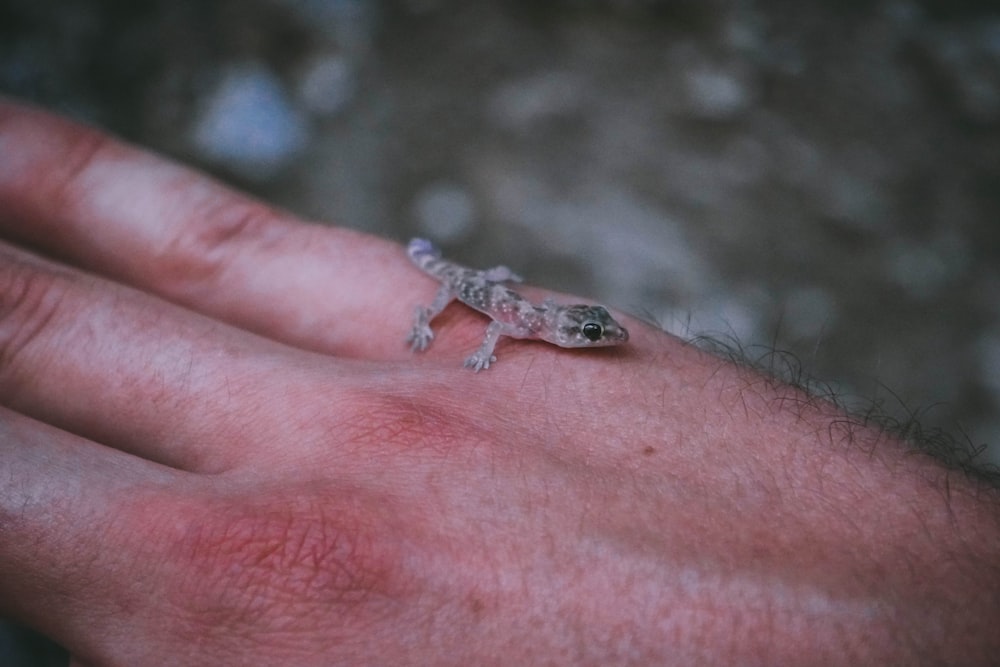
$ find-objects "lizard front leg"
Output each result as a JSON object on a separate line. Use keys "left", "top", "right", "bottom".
{"left": 464, "top": 321, "right": 504, "bottom": 371}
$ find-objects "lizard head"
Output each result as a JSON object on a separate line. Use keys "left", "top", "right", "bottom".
{"left": 544, "top": 304, "right": 630, "bottom": 348}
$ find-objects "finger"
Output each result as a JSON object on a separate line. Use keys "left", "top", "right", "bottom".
{"left": 0, "top": 97, "right": 427, "bottom": 359}
{"left": 0, "top": 407, "right": 183, "bottom": 648}
{"left": 3, "top": 404, "right": 419, "bottom": 667}
{"left": 0, "top": 241, "right": 355, "bottom": 471}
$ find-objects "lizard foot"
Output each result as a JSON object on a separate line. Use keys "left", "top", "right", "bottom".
{"left": 463, "top": 352, "right": 497, "bottom": 372}
{"left": 406, "top": 324, "right": 435, "bottom": 352}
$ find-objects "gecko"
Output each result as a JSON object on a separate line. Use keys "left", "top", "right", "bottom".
{"left": 405, "top": 238, "right": 629, "bottom": 371}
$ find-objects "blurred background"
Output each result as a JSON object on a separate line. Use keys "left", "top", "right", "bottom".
{"left": 1, "top": 0, "right": 999, "bottom": 661}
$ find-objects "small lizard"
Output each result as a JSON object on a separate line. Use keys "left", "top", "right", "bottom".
{"left": 405, "top": 238, "right": 629, "bottom": 371}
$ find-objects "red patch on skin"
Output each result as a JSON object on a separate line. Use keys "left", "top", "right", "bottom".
{"left": 328, "top": 385, "right": 490, "bottom": 457}
{"left": 116, "top": 483, "right": 414, "bottom": 654}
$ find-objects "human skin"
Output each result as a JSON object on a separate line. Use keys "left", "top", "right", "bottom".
{"left": 0, "top": 98, "right": 997, "bottom": 666}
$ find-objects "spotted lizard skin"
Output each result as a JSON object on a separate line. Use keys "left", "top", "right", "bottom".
{"left": 406, "top": 238, "right": 629, "bottom": 371}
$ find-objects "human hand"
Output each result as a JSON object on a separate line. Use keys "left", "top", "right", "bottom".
{"left": 0, "top": 98, "right": 998, "bottom": 666}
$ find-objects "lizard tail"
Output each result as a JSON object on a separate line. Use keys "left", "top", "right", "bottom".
{"left": 408, "top": 237, "right": 441, "bottom": 262}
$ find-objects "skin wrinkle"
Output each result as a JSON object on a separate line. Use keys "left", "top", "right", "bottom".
{"left": 0, "top": 260, "right": 55, "bottom": 377}
{"left": 42, "top": 128, "right": 110, "bottom": 229}
{"left": 0, "top": 105, "right": 94, "bottom": 232}
{"left": 158, "top": 488, "right": 410, "bottom": 644}
{"left": 152, "top": 195, "right": 290, "bottom": 299}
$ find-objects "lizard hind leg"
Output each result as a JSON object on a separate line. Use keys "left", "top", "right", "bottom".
{"left": 481, "top": 265, "right": 523, "bottom": 283}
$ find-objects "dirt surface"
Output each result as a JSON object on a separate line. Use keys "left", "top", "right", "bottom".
{"left": 2, "top": 1, "right": 999, "bottom": 661}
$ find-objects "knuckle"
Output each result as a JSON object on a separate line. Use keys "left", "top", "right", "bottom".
{"left": 153, "top": 199, "right": 286, "bottom": 297}
{"left": 163, "top": 489, "right": 412, "bottom": 641}
{"left": 43, "top": 127, "right": 113, "bottom": 214}
{"left": 147, "top": 490, "right": 416, "bottom": 655}
{"left": 334, "top": 391, "right": 475, "bottom": 455}
{"left": 0, "top": 252, "right": 75, "bottom": 385}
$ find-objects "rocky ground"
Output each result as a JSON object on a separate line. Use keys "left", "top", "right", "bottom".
{"left": 1, "top": 0, "right": 999, "bottom": 660}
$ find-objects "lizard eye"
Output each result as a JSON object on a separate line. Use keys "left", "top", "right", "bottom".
{"left": 582, "top": 322, "right": 604, "bottom": 342}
